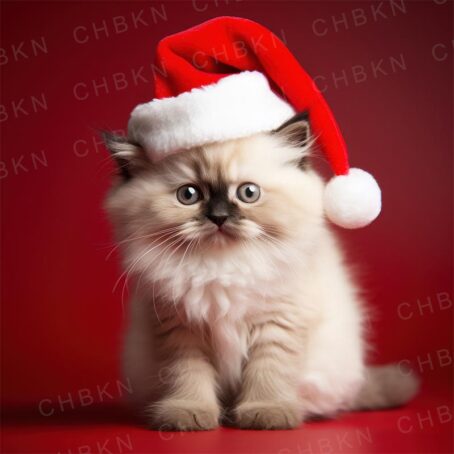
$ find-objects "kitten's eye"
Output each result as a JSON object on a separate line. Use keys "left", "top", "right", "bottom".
{"left": 176, "top": 185, "right": 202, "bottom": 205}
{"left": 237, "top": 183, "right": 261, "bottom": 203}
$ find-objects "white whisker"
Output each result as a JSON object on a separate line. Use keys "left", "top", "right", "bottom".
{"left": 105, "top": 225, "right": 182, "bottom": 261}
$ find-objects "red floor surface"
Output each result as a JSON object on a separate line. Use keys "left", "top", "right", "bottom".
{"left": 2, "top": 381, "right": 452, "bottom": 454}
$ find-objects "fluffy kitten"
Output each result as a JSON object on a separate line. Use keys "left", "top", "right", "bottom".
{"left": 104, "top": 114, "right": 418, "bottom": 430}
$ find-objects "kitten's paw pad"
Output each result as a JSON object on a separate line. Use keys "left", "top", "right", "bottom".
{"left": 148, "top": 399, "right": 220, "bottom": 431}
{"left": 234, "top": 401, "right": 302, "bottom": 430}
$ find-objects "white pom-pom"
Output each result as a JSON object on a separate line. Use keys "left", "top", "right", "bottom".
{"left": 324, "top": 168, "right": 381, "bottom": 229}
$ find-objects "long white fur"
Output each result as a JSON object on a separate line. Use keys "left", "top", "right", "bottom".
{"left": 107, "top": 133, "right": 369, "bottom": 420}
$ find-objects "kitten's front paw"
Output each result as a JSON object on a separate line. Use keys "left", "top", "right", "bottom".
{"left": 234, "top": 401, "right": 303, "bottom": 430}
{"left": 148, "top": 399, "right": 220, "bottom": 431}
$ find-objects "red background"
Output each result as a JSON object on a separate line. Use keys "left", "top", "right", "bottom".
{"left": 1, "top": 1, "right": 452, "bottom": 453}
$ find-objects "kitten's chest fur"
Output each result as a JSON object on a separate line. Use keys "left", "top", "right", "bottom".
{"left": 155, "top": 245, "right": 293, "bottom": 385}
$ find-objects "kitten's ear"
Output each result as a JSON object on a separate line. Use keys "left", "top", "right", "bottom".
{"left": 274, "top": 111, "right": 311, "bottom": 147}
{"left": 102, "top": 132, "right": 149, "bottom": 180}
{"left": 273, "top": 111, "right": 311, "bottom": 169}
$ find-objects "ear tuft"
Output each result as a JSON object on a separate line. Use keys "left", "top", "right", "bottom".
{"left": 102, "top": 132, "right": 148, "bottom": 180}
{"left": 274, "top": 111, "right": 311, "bottom": 147}
{"left": 273, "top": 111, "right": 312, "bottom": 169}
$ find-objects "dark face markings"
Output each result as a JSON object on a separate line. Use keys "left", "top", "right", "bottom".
{"left": 203, "top": 183, "right": 240, "bottom": 226}
{"left": 190, "top": 156, "right": 241, "bottom": 226}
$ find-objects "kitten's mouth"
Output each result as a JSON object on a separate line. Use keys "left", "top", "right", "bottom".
{"left": 217, "top": 227, "right": 235, "bottom": 237}
{"left": 208, "top": 224, "right": 239, "bottom": 241}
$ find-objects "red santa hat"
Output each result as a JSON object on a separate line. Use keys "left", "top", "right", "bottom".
{"left": 128, "top": 16, "right": 381, "bottom": 229}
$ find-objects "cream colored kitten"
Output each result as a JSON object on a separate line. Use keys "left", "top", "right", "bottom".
{"left": 104, "top": 116, "right": 418, "bottom": 431}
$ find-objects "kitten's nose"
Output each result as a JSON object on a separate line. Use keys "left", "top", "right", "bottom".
{"left": 207, "top": 214, "right": 228, "bottom": 227}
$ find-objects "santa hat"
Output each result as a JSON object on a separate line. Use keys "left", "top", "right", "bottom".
{"left": 128, "top": 17, "right": 381, "bottom": 229}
